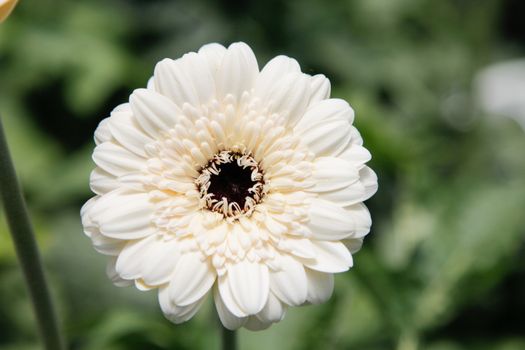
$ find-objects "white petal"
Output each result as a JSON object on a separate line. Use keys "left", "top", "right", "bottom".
{"left": 310, "top": 157, "right": 359, "bottom": 192}
{"left": 89, "top": 168, "right": 118, "bottom": 195}
{"left": 255, "top": 55, "right": 301, "bottom": 97}
{"left": 338, "top": 144, "right": 372, "bottom": 167}
{"left": 360, "top": 166, "right": 378, "bottom": 199}
{"left": 307, "top": 199, "right": 368, "bottom": 240}
{"left": 270, "top": 255, "right": 307, "bottom": 306}
{"left": 305, "top": 268, "right": 334, "bottom": 305}
{"left": 94, "top": 118, "right": 112, "bottom": 145}
{"left": 115, "top": 235, "right": 157, "bottom": 280}
{"left": 91, "top": 230, "right": 124, "bottom": 256}
{"left": 218, "top": 274, "right": 248, "bottom": 318}
{"left": 135, "top": 279, "right": 154, "bottom": 291}
{"left": 343, "top": 203, "right": 372, "bottom": 237}
{"left": 95, "top": 191, "right": 156, "bottom": 239}
{"left": 255, "top": 292, "right": 286, "bottom": 323}
{"left": 198, "top": 43, "right": 227, "bottom": 74}
{"left": 214, "top": 285, "right": 247, "bottom": 330}
{"left": 129, "top": 88, "right": 181, "bottom": 138}
{"left": 308, "top": 74, "right": 331, "bottom": 106}
{"left": 106, "top": 258, "right": 133, "bottom": 287}
{"left": 285, "top": 237, "right": 316, "bottom": 259}
{"left": 159, "top": 286, "right": 206, "bottom": 324}
{"left": 169, "top": 253, "right": 215, "bottom": 306}
{"left": 141, "top": 238, "right": 181, "bottom": 286}
{"left": 303, "top": 241, "right": 353, "bottom": 273}
{"left": 154, "top": 55, "right": 214, "bottom": 107}
{"left": 317, "top": 181, "right": 367, "bottom": 207}
{"left": 153, "top": 58, "right": 199, "bottom": 106}
{"left": 299, "top": 118, "right": 351, "bottom": 157}
{"left": 179, "top": 52, "right": 216, "bottom": 105}
{"left": 263, "top": 73, "right": 311, "bottom": 127}
{"left": 92, "top": 142, "right": 145, "bottom": 177}
{"left": 147, "top": 76, "right": 156, "bottom": 91}
{"left": 228, "top": 262, "right": 269, "bottom": 314}
{"left": 216, "top": 42, "right": 259, "bottom": 99}
{"left": 343, "top": 238, "right": 364, "bottom": 254}
{"left": 108, "top": 110, "right": 153, "bottom": 157}
{"left": 295, "top": 98, "right": 354, "bottom": 132}
{"left": 80, "top": 197, "right": 97, "bottom": 234}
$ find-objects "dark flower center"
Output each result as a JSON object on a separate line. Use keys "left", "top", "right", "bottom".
{"left": 196, "top": 151, "right": 266, "bottom": 219}
{"left": 208, "top": 162, "right": 256, "bottom": 207}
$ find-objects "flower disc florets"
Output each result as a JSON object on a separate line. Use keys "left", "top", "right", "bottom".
{"left": 81, "top": 42, "right": 378, "bottom": 330}
{"left": 196, "top": 151, "right": 266, "bottom": 221}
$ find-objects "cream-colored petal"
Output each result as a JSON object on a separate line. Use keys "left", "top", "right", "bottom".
{"left": 154, "top": 58, "right": 200, "bottom": 107}
{"left": 141, "top": 238, "right": 181, "bottom": 286}
{"left": 214, "top": 285, "right": 247, "bottom": 330}
{"left": 94, "top": 191, "right": 156, "bottom": 239}
{"left": 342, "top": 203, "right": 372, "bottom": 237}
{"left": 216, "top": 42, "right": 259, "bottom": 99}
{"left": 154, "top": 55, "right": 214, "bottom": 108}
{"left": 106, "top": 257, "right": 133, "bottom": 287}
{"left": 198, "top": 43, "right": 227, "bottom": 75}
{"left": 94, "top": 118, "right": 112, "bottom": 145}
{"left": 80, "top": 197, "right": 97, "bottom": 232}
{"left": 255, "top": 292, "right": 286, "bottom": 323}
{"left": 270, "top": 255, "right": 307, "bottom": 306}
{"left": 349, "top": 125, "right": 363, "bottom": 145}
{"left": 228, "top": 262, "right": 269, "bottom": 315}
{"left": 317, "top": 181, "right": 367, "bottom": 207}
{"left": 255, "top": 55, "right": 301, "bottom": 97}
{"left": 284, "top": 237, "right": 316, "bottom": 259}
{"left": 91, "top": 230, "right": 124, "bottom": 256}
{"left": 305, "top": 268, "right": 334, "bottom": 305}
{"left": 342, "top": 237, "right": 364, "bottom": 254}
{"left": 360, "top": 166, "right": 378, "bottom": 199}
{"left": 218, "top": 274, "right": 248, "bottom": 318}
{"left": 92, "top": 142, "right": 145, "bottom": 177}
{"left": 115, "top": 235, "right": 158, "bottom": 280}
{"left": 146, "top": 76, "right": 156, "bottom": 91}
{"left": 129, "top": 88, "right": 182, "bottom": 138}
{"left": 169, "top": 252, "right": 215, "bottom": 306}
{"left": 309, "top": 157, "right": 359, "bottom": 192}
{"left": 108, "top": 110, "right": 153, "bottom": 158}
{"left": 308, "top": 74, "right": 331, "bottom": 106}
{"left": 295, "top": 98, "right": 354, "bottom": 132}
{"left": 89, "top": 168, "right": 119, "bottom": 195}
{"left": 179, "top": 52, "right": 216, "bottom": 105}
{"left": 303, "top": 241, "right": 353, "bottom": 273}
{"left": 135, "top": 279, "right": 155, "bottom": 291}
{"left": 299, "top": 118, "right": 352, "bottom": 157}
{"left": 338, "top": 143, "right": 372, "bottom": 167}
{"left": 307, "top": 199, "right": 360, "bottom": 241}
{"left": 159, "top": 286, "right": 206, "bottom": 324}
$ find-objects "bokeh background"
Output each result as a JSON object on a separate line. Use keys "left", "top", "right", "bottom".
{"left": 1, "top": 0, "right": 525, "bottom": 349}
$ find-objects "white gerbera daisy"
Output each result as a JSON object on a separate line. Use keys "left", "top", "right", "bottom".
{"left": 81, "top": 42, "right": 377, "bottom": 330}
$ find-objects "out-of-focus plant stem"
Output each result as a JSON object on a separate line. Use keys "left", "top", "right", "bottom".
{"left": 222, "top": 326, "right": 236, "bottom": 350}
{"left": 0, "top": 116, "right": 66, "bottom": 350}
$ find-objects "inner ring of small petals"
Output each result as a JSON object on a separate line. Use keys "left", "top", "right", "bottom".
{"left": 196, "top": 151, "right": 265, "bottom": 219}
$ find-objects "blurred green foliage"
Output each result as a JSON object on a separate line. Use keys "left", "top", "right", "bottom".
{"left": 1, "top": 0, "right": 525, "bottom": 349}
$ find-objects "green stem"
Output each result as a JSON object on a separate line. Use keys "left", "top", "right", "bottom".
{"left": 221, "top": 326, "right": 236, "bottom": 350}
{"left": 0, "top": 116, "right": 66, "bottom": 350}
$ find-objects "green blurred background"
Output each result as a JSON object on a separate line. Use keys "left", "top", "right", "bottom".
{"left": 1, "top": 0, "right": 525, "bottom": 349}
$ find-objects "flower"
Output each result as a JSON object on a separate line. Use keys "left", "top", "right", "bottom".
{"left": 81, "top": 42, "right": 377, "bottom": 330}
{"left": 0, "top": 0, "right": 18, "bottom": 22}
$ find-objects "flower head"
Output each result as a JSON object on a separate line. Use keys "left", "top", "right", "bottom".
{"left": 81, "top": 42, "right": 378, "bottom": 330}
